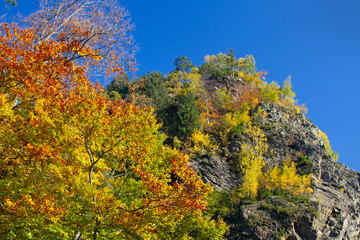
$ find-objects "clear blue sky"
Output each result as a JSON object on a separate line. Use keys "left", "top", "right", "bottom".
{"left": 2, "top": 0, "right": 360, "bottom": 171}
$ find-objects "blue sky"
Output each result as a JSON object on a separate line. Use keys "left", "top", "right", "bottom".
{"left": 2, "top": 0, "right": 360, "bottom": 171}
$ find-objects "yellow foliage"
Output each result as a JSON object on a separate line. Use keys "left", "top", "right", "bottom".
{"left": 261, "top": 82, "right": 280, "bottom": 103}
{"left": 216, "top": 87, "right": 233, "bottom": 112}
{"left": 318, "top": 129, "right": 339, "bottom": 160}
{"left": 173, "top": 136, "right": 183, "bottom": 149}
{"left": 0, "top": 94, "right": 15, "bottom": 119}
{"left": 165, "top": 71, "right": 183, "bottom": 97}
{"left": 281, "top": 76, "right": 296, "bottom": 100}
{"left": 219, "top": 109, "right": 251, "bottom": 145}
{"left": 166, "top": 68, "right": 203, "bottom": 98}
{"left": 261, "top": 159, "right": 313, "bottom": 196}
{"left": 278, "top": 97, "right": 308, "bottom": 115}
{"left": 262, "top": 166, "right": 281, "bottom": 192}
{"left": 236, "top": 126, "right": 268, "bottom": 198}
{"left": 225, "top": 111, "right": 251, "bottom": 129}
{"left": 188, "top": 130, "right": 218, "bottom": 156}
{"left": 204, "top": 55, "right": 217, "bottom": 64}
{"left": 239, "top": 72, "right": 264, "bottom": 87}
{"left": 182, "top": 70, "right": 203, "bottom": 94}
{"left": 0, "top": 24, "right": 228, "bottom": 239}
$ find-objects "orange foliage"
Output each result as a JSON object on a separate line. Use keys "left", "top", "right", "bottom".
{"left": 0, "top": 24, "right": 226, "bottom": 239}
{"left": 232, "top": 84, "right": 263, "bottom": 110}
{"left": 198, "top": 93, "right": 222, "bottom": 131}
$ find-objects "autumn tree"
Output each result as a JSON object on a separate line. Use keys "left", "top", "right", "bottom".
{"left": 261, "top": 158, "right": 312, "bottom": 196}
{"left": 281, "top": 76, "right": 296, "bottom": 100}
{"left": 318, "top": 129, "right": 339, "bottom": 160}
{"left": 261, "top": 81, "right": 280, "bottom": 103}
{"left": 0, "top": 22, "right": 226, "bottom": 240}
{"left": 165, "top": 64, "right": 202, "bottom": 98}
{"left": 200, "top": 52, "right": 238, "bottom": 80}
{"left": 232, "top": 84, "right": 262, "bottom": 110}
{"left": 235, "top": 126, "right": 268, "bottom": 198}
{"left": 262, "top": 166, "right": 281, "bottom": 193}
{"left": 276, "top": 76, "right": 308, "bottom": 114}
{"left": 165, "top": 70, "right": 184, "bottom": 97}
{"left": 220, "top": 109, "right": 251, "bottom": 145}
{"left": 279, "top": 160, "right": 312, "bottom": 196}
{"left": 188, "top": 130, "right": 218, "bottom": 156}
{"left": 237, "top": 54, "right": 256, "bottom": 75}
{"left": 25, "top": 0, "right": 137, "bottom": 77}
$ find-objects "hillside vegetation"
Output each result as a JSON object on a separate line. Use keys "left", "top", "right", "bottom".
{"left": 105, "top": 52, "right": 342, "bottom": 238}
{"left": 2, "top": 1, "right": 356, "bottom": 239}
{"left": 106, "top": 51, "right": 338, "bottom": 196}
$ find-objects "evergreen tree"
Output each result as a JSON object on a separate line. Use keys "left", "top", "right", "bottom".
{"left": 174, "top": 56, "right": 194, "bottom": 72}
{"left": 143, "top": 71, "right": 169, "bottom": 112}
{"left": 163, "top": 92, "right": 200, "bottom": 141}
{"left": 105, "top": 74, "right": 130, "bottom": 100}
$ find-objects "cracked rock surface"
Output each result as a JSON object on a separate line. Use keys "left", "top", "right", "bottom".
{"left": 191, "top": 102, "right": 360, "bottom": 239}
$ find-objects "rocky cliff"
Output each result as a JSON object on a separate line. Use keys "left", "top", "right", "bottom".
{"left": 192, "top": 100, "right": 360, "bottom": 239}
{"left": 107, "top": 53, "right": 360, "bottom": 239}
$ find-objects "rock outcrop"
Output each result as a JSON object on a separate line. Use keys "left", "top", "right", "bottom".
{"left": 192, "top": 101, "right": 360, "bottom": 239}
{"left": 259, "top": 102, "right": 360, "bottom": 240}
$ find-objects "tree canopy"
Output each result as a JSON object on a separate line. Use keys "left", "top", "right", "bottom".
{"left": 0, "top": 6, "right": 226, "bottom": 239}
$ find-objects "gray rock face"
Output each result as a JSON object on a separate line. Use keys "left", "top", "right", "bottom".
{"left": 258, "top": 102, "right": 360, "bottom": 240}
{"left": 192, "top": 102, "right": 360, "bottom": 239}
{"left": 191, "top": 155, "right": 239, "bottom": 191}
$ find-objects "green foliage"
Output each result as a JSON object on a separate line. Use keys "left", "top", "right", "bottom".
{"left": 3, "top": 2, "right": 334, "bottom": 236}
{"left": 163, "top": 92, "right": 201, "bottom": 141}
{"left": 226, "top": 48, "right": 237, "bottom": 76}
{"left": 259, "top": 193, "right": 318, "bottom": 226}
{"left": 296, "top": 155, "right": 314, "bottom": 175}
{"left": 199, "top": 52, "right": 256, "bottom": 80}
{"left": 281, "top": 76, "right": 296, "bottom": 100}
{"left": 142, "top": 71, "right": 169, "bottom": 115}
{"left": 105, "top": 74, "right": 130, "bottom": 100}
{"left": 174, "top": 56, "right": 194, "bottom": 72}
{"left": 199, "top": 50, "right": 239, "bottom": 79}
{"left": 207, "top": 191, "right": 231, "bottom": 220}
{"left": 272, "top": 228, "right": 287, "bottom": 240}
{"left": 261, "top": 202, "right": 295, "bottom": 220}
{"left": 261, "top": 82, "right": 280, "bottom": 103}
{"left": 237, "top": 55, "right": 257, "bottom": 75}
{"left": 103, "top": 52, "right": 323, "bottom": 236}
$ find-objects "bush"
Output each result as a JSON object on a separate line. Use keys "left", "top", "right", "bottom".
{"left": 296, "top": 155, "right": 314, "bottom": 175}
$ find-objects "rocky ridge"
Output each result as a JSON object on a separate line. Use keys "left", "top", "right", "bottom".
{"left": 191, "top": 100, "right": 360, "bottom": 239}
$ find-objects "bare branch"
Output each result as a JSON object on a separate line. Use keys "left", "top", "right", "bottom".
{"left": 25, "top": 0, "right": 137, "bottom": 77}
